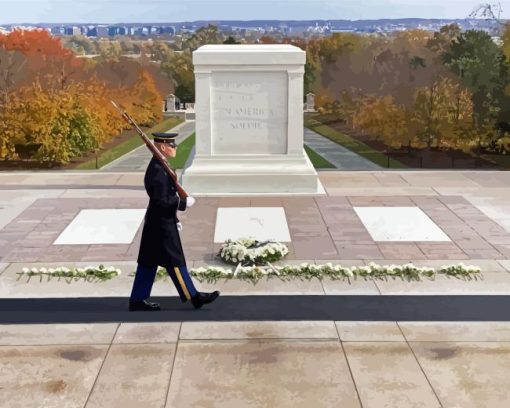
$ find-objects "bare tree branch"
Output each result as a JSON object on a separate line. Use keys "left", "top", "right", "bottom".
{"left": 469, "top": 2, "right": 509, "bottom": 26}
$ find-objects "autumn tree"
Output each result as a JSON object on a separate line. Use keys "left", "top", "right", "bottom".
{"left": 411, "top": 77, "right": 473, "bottom": 150}
{"left": 0, "top": 29, "right": 83, "bottom": 91}
{"left": 0, "top": 81, "right": 100, "bottom": 164}
{"left": 130, "top": 68, "right": 162, "bottom": 126}
{"left": 353, "top": 95, "right": 408, "bottom": 148}
{"left": 0, "top": 47, "right": 27, "bottom": 108}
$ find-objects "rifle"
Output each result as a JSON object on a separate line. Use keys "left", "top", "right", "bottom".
{"left": 110, "top": 100, "right": 189, "bottom": 199}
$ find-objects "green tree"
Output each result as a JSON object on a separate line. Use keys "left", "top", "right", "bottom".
{"left": 182, "top": 25, "right": 224, "bottom": 51}
{"left": 223, "top": 36, "right": 240, "bottom": 44}
{"left": 64, "top": 35, "right": 95, "bottom": 55}
{"left": 161, "top": 51, "right": 194, "bottom": 102}
{"left": 442, "top": 29, "right": 509, "bottom": 131}
{"left": 98, "top": 40, "right": 122, "bottom": 62}
{"left": 304, "top": 39, "right": 321, "bottom": 96}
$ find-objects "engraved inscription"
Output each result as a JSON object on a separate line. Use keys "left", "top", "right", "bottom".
{"left": 211, "top": 71, "right": 288, "bottom": 154}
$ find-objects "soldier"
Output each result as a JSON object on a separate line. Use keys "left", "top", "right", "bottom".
{"left": 129, "top": 132, "right": 220, "bottom": 311}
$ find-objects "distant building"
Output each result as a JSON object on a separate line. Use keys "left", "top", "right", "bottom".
{"left": 158, "top": 26, "right": 175, "bottom": 35}
{"left": 64, "top": 26, "right": 81, "bottom": 35}
{"left": 108, "top": 26, "right": 125, "bottom": 36}
{"left": 96, "top": 26, "right": 108, "bottom": 37}
{"left": 492, "top": 36, "right": 503, "bottom": 46}
{"left": 51, "top": 26, "right": 65, "bottom": 35}
{"left": 133, "top": 26, "right": 145, "bottom": 36}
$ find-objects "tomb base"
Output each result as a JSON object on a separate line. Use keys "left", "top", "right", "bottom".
{"left": 181, "top": 151, "right": 325, "bottom": 196}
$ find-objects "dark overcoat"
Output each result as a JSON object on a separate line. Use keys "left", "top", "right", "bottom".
{"left": 137, "top": 156, "right": 188, "bottom": 268}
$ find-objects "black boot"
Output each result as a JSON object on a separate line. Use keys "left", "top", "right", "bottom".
{"left": 128, "top": 299, "right": 161, "bottom": 311}
{"left": 191, "top": 291, "right": 220, "bottom": 309}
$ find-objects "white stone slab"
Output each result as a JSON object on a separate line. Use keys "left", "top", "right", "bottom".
{"left": 214, "top": 207, "right": 291, "bottom": 243}
{"left": 353, "top": 206, "right": 451, "bottom": 242}
{"left": 53, "top": 209, "right": 146, "bottom": 245}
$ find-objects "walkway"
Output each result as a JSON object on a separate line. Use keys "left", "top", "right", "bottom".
{"left": 304, "top": 127, "right": 383, "bottom": 170}
{"left": 100, "top": 120, "right": 195, "bottom": 172}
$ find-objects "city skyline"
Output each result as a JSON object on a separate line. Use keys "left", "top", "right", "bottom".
{"left": 1, "top": 0, "right": 508, "bottom": 24}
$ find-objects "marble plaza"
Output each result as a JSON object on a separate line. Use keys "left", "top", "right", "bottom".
{"left": 3, "top": 170, "right": 510, "bottom": 407}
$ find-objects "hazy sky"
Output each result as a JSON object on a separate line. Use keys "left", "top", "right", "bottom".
{"left": 1, "top": 0, "right": 509, "bottom": 24}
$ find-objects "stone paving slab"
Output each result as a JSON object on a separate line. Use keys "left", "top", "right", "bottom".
{"left": 0, "top": 344, "right": 108, "bottom": 408}
{"left": 179, "top": 321, "right": 339, "bottom": 340}
{"left": 165, "top": 341, "right": 361, "bottom": 407}
{"left": 85, "top": 344, "right": 177, "bottom": 408}
{"left": 399, "top": 322, "right": 510, "bottom": 342}
{"left": 343, "top": 342, "right": 442, "bottom": 407}
{"left": 335, "top": 321, "right": 405, "bottom": 341}
{"left": 113, "top": 322, "right": 181, "bottom": 344}
{"left": 0, "top": 323, "right": 118, "bottom": 345}
{"left": 410, "top": 342, "right": 510, "bottom": 408}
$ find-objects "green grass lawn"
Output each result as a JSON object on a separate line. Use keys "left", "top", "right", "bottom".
{"left": 304, "top": 116, "right": 408, "bottom": 168}
{"left": 169, "top": 132, "right": 195, "bottom": 169}
{"left": 75, "top": 117, "right": 184, "bottom": 170}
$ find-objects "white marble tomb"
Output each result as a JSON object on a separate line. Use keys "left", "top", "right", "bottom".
{"left": 181, "top": 44, "right": 325, "bottom": 196}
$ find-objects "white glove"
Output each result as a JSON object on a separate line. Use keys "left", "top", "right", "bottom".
{"left": 186, "top": 196, "right": 196, "bottom": 208}
{"left": 177, "top": 222, "right": 183, "bottom": 232}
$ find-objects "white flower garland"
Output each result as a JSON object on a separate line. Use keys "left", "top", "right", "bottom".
{"left": 18, "top": 261, "right": 484, "bottom": 285}
{"left": 189, "top": 261, "right": 483, "bottom": 283}
{"left": 217, "top": 237, "right": 289, "bottom": 265}
{"left": 19, "top": 264, "right": 121, "bottom": 281}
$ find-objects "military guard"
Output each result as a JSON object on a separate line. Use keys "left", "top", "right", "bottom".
{"left": 129, "top": 132, "right": 220, "bottom": 311}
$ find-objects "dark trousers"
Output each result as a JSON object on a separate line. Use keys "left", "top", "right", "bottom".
{"left": 130, "top": 263, "right": 198, "bottom": 302}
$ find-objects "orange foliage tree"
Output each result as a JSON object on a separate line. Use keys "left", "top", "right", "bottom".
{"left": 0, "top": 29, "right": 164, "bottom": 164}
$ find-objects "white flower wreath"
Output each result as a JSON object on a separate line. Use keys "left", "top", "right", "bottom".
{"left": 217, "top": 237, "right": 289, "bottom": 265}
